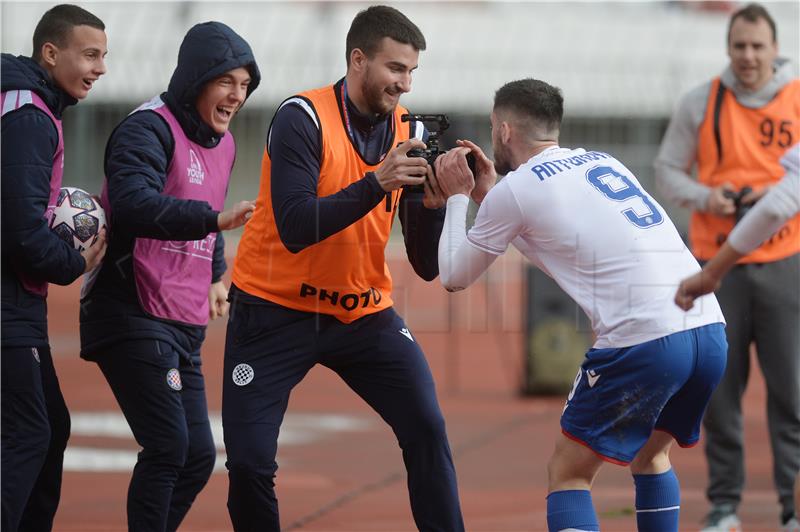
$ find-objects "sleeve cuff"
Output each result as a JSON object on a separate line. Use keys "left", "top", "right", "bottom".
{"left": 446, "top": 194, "right": 470, "bottom": 208}
{"left": 364, "top": 172, "right": 383, "bottom": 193}
{"left": 364, "top": 171, "right": 392, "bottom": 205}
{"left": 420, "top": 203, "right": 445, "bottom": 220}
{"left": 695, "top": 187, "right": 712, "bottom": 212}
{"left": 206, "top": 210, "right": 220, "bottom": 233}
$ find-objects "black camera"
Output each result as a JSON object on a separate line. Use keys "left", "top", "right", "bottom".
{"left": 400, "top": 113, "right": 476, "bottom": 192}
{"left": 722, "top": 186, "right": 756, "bottom": 223}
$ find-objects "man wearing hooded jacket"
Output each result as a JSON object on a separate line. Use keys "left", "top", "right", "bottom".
{"left": 79, "top": 21, "right": 260, "bottom": 532}
{"left": 1, "top": 5, "right": 108, "bottom": 531}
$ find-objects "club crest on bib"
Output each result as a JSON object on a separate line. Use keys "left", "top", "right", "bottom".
{"left": 166, "top": 368, "right": 182, "bottom": 391}
{"left": 187, "top": 149, "right": 205, "bottom": 185}
{"left": 232, "top": 363, "right": 254, "bottom": 386}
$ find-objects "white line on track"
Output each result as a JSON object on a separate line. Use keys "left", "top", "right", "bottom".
{"left": 65, "top": 412, "right": 372, "bottom": 473}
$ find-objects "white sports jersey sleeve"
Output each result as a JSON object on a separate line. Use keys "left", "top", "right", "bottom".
{"left": 727, "top": 143, "right": 800, "bottom": 254}
{"left": 466, "top": 178, "right": 524, "bottom": 255}
{"left": 439, "top": 194, "right": 500, "bottom": 291}
{"left": 455, "top": 146, "right": 725, "bottom": 348}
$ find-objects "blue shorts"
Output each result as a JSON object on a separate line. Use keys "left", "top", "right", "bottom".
{"left": 560, "top": 322, "right": 727, "bottom": 465}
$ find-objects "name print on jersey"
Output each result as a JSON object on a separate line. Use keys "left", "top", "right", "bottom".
{"left": 530, "top": 150, "right": 611, "bottom": 181}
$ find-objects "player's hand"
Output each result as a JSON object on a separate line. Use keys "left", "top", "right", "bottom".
{"left": 81, "top": 227, "right": 107, "bottom": 273}
{"left": 434, "top": 146, "right": 475, "bottom": 198}
{"left": 374, "top": 139, "right": 428, "bottom": 192}
{"left": 456, "top": 139, "right": 496, "bottom": 204}
{"left": 674, "top": 270, "right": 721, "bottom": 311}
{"left": 218, "top": 200, "right": 256, "bottom": 231}
{"left": 422, "top": 165, "right": 446, "bottom": 209}
{"left": 208, "top": 280, "right": 230, "bottom": 320}
{"left": 706, "top": 183, "right": 736, "bottom": 216}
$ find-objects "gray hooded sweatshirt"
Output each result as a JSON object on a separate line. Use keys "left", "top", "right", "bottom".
{"left": 654, "top": 58, "right": 797, "bottom": 212}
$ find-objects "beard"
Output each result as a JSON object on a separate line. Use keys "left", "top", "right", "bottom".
{"left": 361, "top": 68, "right": 398, "bottom": 116}
{"left": 493, "top": 142, "right": 513, "bottom": 176}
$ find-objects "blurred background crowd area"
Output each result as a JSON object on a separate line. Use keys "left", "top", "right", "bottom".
{"left": 2, "top": 0, "right": 799, "bottom": 234}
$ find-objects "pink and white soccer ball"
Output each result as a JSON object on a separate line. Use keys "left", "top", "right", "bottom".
{"left": 49, "top": 187, "right": 106, "bottom": 252}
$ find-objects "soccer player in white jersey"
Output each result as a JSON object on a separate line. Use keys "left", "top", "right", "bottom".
{"left": 432, "top": 78, "right": 728, "bottom": 532}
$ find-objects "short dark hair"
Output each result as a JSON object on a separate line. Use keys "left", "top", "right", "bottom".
{"left": 32, "top": 4, "right": 105, "bottom": 61}
{"left": 727, "top": 3, "right": 776, "bottom": 44}
{"left": 345, "top": 5, "right": 426, "bottom": 66}
{"left": 494, "top": 79, "right": 564, "bottom": 133}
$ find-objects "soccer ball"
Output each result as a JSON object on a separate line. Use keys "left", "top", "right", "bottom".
{"left": 50, "top": 187, "right": 106, "bottom": 252}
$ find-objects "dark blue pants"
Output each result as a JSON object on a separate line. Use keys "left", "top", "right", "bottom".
{"left": 1, "top": 344, "right": 70, "bottom": 532}
{"left": 222, "top": 299, "right": 464, "bottom": 532}
{"left": 95, "top": 339, "right": 216, "bottom": 532}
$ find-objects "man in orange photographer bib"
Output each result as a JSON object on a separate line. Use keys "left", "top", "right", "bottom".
{"left": 222, "top": 5, "right": 464, "bottom": 531}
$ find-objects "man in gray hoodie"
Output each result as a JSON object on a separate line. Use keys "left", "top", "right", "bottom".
{"left": 655, "top": 4, "right": 799, "bottom": 531}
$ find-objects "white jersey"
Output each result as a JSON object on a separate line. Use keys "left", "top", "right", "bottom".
{"left": 467, "top": 146, "right": 724, "bottom": 348}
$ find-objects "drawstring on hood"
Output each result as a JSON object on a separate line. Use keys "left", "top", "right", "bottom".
{"left": 162, "top": 21, "right": 261, "bottom": 148}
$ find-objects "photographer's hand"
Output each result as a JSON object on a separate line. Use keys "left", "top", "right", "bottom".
{"left": 457, "top": 139, "right": 497, "bottom": 204}
{"left": 422, "top": 165, "right": 446, "bottom": 209}
{"left": 375, "top": 139, "right": 428, "bottom": 192}
{"left": 740, "top": 185, "right": 769, "bottom": 206}
{"left": 706, "top": 183, "right": 736, "bottom": 216}
{"left": 434, "top": 146, "right": 475, "bottom": 198}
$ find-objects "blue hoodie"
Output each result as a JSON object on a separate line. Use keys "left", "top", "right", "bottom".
{"left": 80, "top": 21, "right": 261, "bottom": 360}
{"left": 1, "top": 54, "right": 85, "bottom": 347}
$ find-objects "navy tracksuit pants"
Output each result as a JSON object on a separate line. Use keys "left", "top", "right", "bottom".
{"left": 222, "top": 295, "right": 464, "bottom": 532}
{"left": 1, "top": 345, "right": 70, "bottom": 532}
{"left": 95, "top": 339, "right": 216, "bottom": 532}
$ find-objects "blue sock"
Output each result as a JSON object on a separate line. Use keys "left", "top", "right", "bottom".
{"left": 633, "top": 469, "right": 680, "bottom": 532}
{"left": 546, "top": 489, "right": 599, "bottom": 532}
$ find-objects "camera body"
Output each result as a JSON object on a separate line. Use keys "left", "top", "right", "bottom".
{"left": 400, "top": 113, "right": 476, "bottom": 191}
{"left": 722, "top": 186, "right": 755, "bottom": 223}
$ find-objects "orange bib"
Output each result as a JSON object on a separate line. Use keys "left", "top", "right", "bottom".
{"left": 232, "top": 84, "right": 411, "bottom": 322}
{"left": 692, "top": 78, "right": 800, "bottom": 262}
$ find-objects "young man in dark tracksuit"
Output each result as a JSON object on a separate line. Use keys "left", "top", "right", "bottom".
{"left": 224, "top": 6, "right": 464, "bottom": 531}
{"left": 1, "top": 5, "right": 108, "bottom": 531}
{"left": 79, "top": 22, "right": 260, "bottom": 532}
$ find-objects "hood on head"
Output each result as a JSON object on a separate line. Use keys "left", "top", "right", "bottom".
{"left": 164, "top": 21, "right": 261, "bottom": 146}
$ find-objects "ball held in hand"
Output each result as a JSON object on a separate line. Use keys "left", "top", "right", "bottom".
{"left": 49, "top": 186, "right": 107, "bottom": 252}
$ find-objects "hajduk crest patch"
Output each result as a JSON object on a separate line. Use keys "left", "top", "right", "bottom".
{"left": 232, "top": 363, "right": 254, "bottom": 386}
{"left": 166, "top": 368, "right": 182, "bottom": 391}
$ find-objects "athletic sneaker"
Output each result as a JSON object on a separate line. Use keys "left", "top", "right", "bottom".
{"left": 701, "top": 507, "right": 742, "bottom": 532}
{"left": 781, "top": 517, "right": 800, "bottom": 532}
